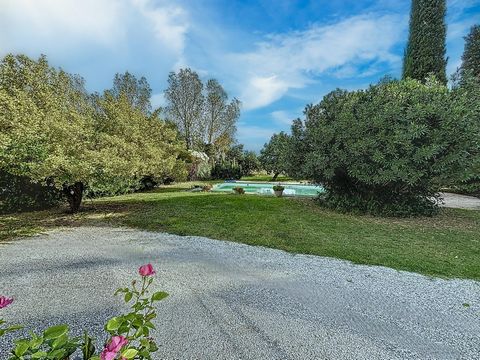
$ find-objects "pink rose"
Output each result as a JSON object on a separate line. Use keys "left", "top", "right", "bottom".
{"left": 100, "top": 336, "right": 128, "bottom": 360}
{"left": 107, "top": 336, "right": 128, "bottom": 352}
{"left": 0, "top": 296, "right": 13, "bottom": 309}
{"left": 100, "top": 350, "right": 117, "bottom": 360}
{"left": 138, "top": 264, "right": 156, "bottom": 277}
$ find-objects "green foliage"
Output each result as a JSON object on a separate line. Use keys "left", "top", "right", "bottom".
{"left": 111, "top": 71, "right": 152, "bottom": 115}
{"left": 1, "top": 266, "right": 168, "bottom": 359}
{"left": 238, "top": 151, "right": 260, "bottom": 176}
{"left": 2, "top": 187, "right": 480, "bottom": 279}
{"left": 403, "top": 0, "right": 447, "bottom": 84}
{"left": 164, "top": 69, "right": 240, "bottom": 154}
{"left": 203, "top": 79, "right": 240, "bottom": 149}
{"left": 259, "top": 132, "right": 291, "bottom": 180}
{"left": 108, "top": 275, "right": 167, "bottom": 359}
{"left": 0, "top": 172, "right": 61, "bottom": 213}
{"left": 0, "top": 54, "right": 186, "bottom": 212}
{"left": 272, "top": 185, "right": 284, "bottom": 191}
{"left": 9, "top": 325, "right": 80, "bottom": 360}
{"left": 164, "top": 68, "right": 204, "bottom": 150}
{"left": 290, "top": 78, "right": 477, "bottom": 216}
{"left": 0, "top": 320, "right": 22, "bottom": 339}
{"left": 211, "top": 161, "right": 243, "bottom": 180}
{"left": 459, "top": 24, "right": 480, "bottom": 82}
{"left": 447, "top": 74, "right": 480, "bottom": 194}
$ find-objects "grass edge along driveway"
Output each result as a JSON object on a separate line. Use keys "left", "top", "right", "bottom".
{"left": 1, "top": 185, "right": 480, "bottom": 281}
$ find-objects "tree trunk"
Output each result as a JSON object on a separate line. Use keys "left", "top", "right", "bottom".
{"left": 63, "top": 182, "right": 84, "bottom": 213}
{"left": 271, "top": 172, "right": 279, "bottom": 181}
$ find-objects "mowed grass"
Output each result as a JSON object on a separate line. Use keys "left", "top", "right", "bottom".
{"left": 1, "top": 184, "right": 480, "bottom": 281}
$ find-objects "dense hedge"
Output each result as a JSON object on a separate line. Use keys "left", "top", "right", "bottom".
{"left": 289, "top": 78, "right": 478, "bottom": 216}
{"left": 0, "top": 172, "right": 61, "bottom": 213}
{"left": 210, "top": 162, "right": 243, "bottom": 180}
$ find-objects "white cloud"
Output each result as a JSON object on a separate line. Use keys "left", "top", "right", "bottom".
{"left": 0, "top": 0, "right": 189, "bottom": 59}
{"left": 131, "top": 0, "right": 188, "bottom": 56}
{"left": 232, "top": 14, "right": 405, "bottom": 110}
{"left": 242, "top": 75, "right": 291, "bottom": 110}
{"left": 271, "top": 110, "right": 294, "bottom": 126}
{"left": 0, "top": 0, "right": 124, "bottom": 48}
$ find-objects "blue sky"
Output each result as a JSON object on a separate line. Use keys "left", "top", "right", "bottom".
{"left": 1, "top": 0, "right": 479, "bottom": 151}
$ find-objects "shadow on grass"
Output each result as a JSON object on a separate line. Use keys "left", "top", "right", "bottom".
{"left": 2, "top": 190, "right": 480, "bottom": 280}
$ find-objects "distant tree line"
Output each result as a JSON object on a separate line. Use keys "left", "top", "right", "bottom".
{"left": 0, "top": 56, "right": 248, "bottom": 213}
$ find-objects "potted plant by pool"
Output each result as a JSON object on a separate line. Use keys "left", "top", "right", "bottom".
{"left": 233, "top": 186, "right": 245, "bottom": 195}
{"left": 273, "top": 185, "right": 285, "bottom": 197}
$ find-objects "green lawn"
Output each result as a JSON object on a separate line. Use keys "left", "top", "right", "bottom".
{"left": 1, "top": 184, "right": 479, "bottom": 281}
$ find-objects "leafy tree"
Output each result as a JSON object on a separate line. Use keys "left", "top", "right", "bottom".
{"left": 164, "top": 69, "right": 241, "bottom": 154}
{"left": 164, "top": 68, "right": 204, "bottom": 149}
{"left": 239, "top": 151, "right": 260, "bottom": 176}
{"left": 225, "top": 144, "right": 244, "bottom": 163}
{"left": 0, "top": 54, "right": 185, "bottom": 213}
{"left": 111, "top": 71, "right": 152, "bottom": 115}
{"left": 90, "top": 90, "right": 185, "bottom": 198}
{"left": 448, "top": 74, "right": 480, "bottom": 194}
{"left": 403, "top": 0, "right": 447, "bottom": 84}
{"left": 259, "top": 132, "right": 291, "bottom": 181}
{"left": 285, "top": 118, "right": 309, "bottom": 178}
{"left": 203, "top": 79, "right": 240, "bottom": 150}
{"left": 459, "top": 24, "right": 480, "bottom": 82}
{"left": 289, "top": 78, "right": 477, "bottom": 216}
{"left": 0, "top": 54, "right": 96, "bottom": 212}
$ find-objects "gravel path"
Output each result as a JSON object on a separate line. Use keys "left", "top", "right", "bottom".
{"left": 0, "top": 227, "right": 479, "bottom": 359}
{"left": 440, "top": 192, "right": 480, "bottom": 210}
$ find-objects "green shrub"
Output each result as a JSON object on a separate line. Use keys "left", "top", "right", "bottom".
{"left": 446, "top": 74, "right": 480, "bottom": 194}
{"left": 272, "top": 185, "right": 284, "bottom": 191}
{"left": 290, "top": 78, "right": 477, "bottom": 217}
{"left": 211, "top": 162, "right": 242, "bottom": 180}
{"left": 0, "top": 172, "right": 61, "bottom": 213}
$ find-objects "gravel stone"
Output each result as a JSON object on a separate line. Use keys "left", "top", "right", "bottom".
{"left": 0, "top": 226, "right": 479, "bottom": 359}
{"left": 440, "top": 192, "right": 480, "bottom": 210}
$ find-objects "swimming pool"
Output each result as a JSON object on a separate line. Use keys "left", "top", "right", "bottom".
{"left": 211, "top": 181, "right": 325, "bottom": 197}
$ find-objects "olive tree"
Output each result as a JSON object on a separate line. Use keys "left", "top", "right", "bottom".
{"left": 259, "top": 132, "right": 291, "bottom": 181}
{"left": 0, "top": 54, "right": 185, "bottom": 213}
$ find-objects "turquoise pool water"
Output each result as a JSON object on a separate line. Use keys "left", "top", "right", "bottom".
{"left": 211, "top": 182, "right": 325, "bottom": 197}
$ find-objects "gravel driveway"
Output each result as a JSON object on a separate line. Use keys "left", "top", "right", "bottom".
{"left": 0, "top": 227, "right": 479, "bottom": 359}
{"left": 440, "top": 192, "right": 480, "bottom": 210}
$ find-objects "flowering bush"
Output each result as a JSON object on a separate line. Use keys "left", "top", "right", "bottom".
{"left": 0, "top": 264, "right": 168, "bottom": 360}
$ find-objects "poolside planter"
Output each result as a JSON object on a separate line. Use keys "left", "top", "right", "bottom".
{"left": 211, "top": 181, "right": 325, "bottom": 197}
{"left": 274, "top": 190, "right": 284, "bottom": 197}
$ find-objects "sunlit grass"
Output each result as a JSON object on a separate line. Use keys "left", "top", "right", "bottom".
{"left": 1, "top": 184, "right": 479, "bottom": 280}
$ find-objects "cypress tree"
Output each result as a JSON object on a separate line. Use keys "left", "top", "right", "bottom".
{"left": 402, "top": 0, "right": 448, "bottom": 84}
{"left": 460, "top": 25, "right": 480, "bottom": 81}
